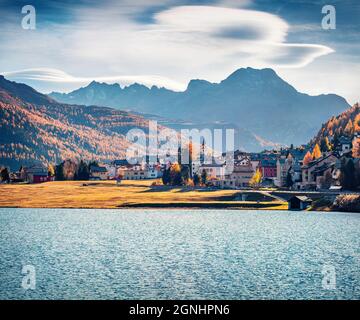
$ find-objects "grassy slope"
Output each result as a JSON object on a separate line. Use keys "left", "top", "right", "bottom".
{"left": 0, "top": 180, "right": 287, "bottom": 210}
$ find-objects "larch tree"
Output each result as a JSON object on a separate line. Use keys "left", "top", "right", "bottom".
{"left": 48, "top": 164, "right": 55, "bottom": 177}
{"left": 344, "top": 119, "right": 354, "bottom": 136}
{"left": 354, "top": 113, "right": 360, "bottom": 133}
{"left": 63, "top": 159, "right": 77, "bottom": 180}
{"left": 353, "top": 137, "right": 360, "bottom": 158}
{"left": 249, "top": 168, "right": 262, "bottom": 189}
{"left": 320, "top": 137, "right": 332, "bottom": 152}
{"left": 303, "top": 151, "right": 313, "bottom": 166}
{"left": 325, "top": 136, "right": 332, "bottom": 151}
{"left": 312, "top": 144, "right": 322, "bottom": 160}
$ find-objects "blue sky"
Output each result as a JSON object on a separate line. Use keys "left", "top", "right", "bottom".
{"left": 0, "top": 0, "right": 359, "bottom": 103}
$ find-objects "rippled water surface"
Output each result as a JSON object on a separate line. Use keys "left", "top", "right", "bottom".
{"left": 0, "top": 208, "right": 359, "bottom": 299}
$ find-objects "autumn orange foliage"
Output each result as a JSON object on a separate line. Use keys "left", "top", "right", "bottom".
{"left": 354, "top": 114, "right": 360, "bottom": 133}
{"left": 0, "top": 96, "right": 151, "bottom": 168}
{"left": 312, "top": 144, "right": 322, "bottom": 159}
{"left": 303, "top": 151, "right": 313, "bottom": 166}
{"left": 313, "top": 103, "right": 360, "bottom": 148}
{"left": 353, "top": 138, "right": 360, "bottom": 158}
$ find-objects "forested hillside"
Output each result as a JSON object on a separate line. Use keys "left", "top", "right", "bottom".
{"left": 311, "top": 103, "right": 360, "bottom": 156}
{"left": 0, "top": 76, "right": 150, "bottom": 170}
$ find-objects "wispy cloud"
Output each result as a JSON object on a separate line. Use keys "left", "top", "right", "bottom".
{"left": 0, "top": 1, "right": 334, "bottom": 93}
{"left": 2, "top": 68, "right": 185, "bottom": 92}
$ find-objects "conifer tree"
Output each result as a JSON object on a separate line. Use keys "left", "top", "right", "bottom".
{"left": 286, "top": 171, "right": 293, "bottom": 188}
{"left": 0, "top": 167, "right": 10, "bottom": 183}
{"left": 340, "top": 159, "right": 357, "bottom": 190}
{"left": 162, "top": 167, "right": 171, "bottom": 185}
{"left": 55, "top": 162, "right": 65, "bottom": 181}
{"left": 201, "top": 169, "right": 207, "bottom": 185}
{"left": 170, "top": 163, "right": 182, "bottom": 186}
{"left": 76, "top": 160, "right": 89, "bottom": 180}
{"left": 193, "top": 173, "right": 200, "bottom": 186}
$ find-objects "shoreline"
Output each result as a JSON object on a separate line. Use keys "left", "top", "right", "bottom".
{"left": 0, "top": 199, "right": 288, "bottom": 210}
{"left": 0, "top": 204, "right": 286, "bottom": 210}
{"left": 0, "top": 180, "right": 357, "bottom": 212}
{"left": 0, "top": 205, "right": 318, "bottom": 211}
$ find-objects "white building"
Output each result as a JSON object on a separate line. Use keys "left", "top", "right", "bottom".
{"left": 196, "top": 163, "right": 225, "bottom": 180}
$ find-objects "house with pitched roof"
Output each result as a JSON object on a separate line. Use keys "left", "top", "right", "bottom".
{"left": 301, "top": 152, "right": 339, "bottom": 190}
{"left": 89, "top": 165, "right": 108, "bottom": 180}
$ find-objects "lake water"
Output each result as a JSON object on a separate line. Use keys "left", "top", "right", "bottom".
{"left": 0, "top": 208, "right": 359, "bottom": 300}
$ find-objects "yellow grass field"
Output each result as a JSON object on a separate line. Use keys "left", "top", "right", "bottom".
{"left": 0, "top": 180, "right": 288, "bottom": 210}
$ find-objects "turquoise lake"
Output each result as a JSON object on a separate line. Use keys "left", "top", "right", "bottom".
{"left": 0, "top": 208, "right": 359, "bottom": 300}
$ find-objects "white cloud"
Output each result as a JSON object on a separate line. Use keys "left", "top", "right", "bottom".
{"left": 277, "top": 55, "right": 360, "bottom": 105}
{"left": 0, "top": 3, "right": 334, "bottom": 93}
{"left": 3, "top": 68, "right": 186, "bottom": 92}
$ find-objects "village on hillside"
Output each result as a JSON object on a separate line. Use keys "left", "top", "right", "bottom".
{"left": 1, "top": 131, "right": 360, "bottom": 195}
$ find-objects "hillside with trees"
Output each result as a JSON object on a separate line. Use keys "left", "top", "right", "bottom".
{"left": 311, "top": 103, "right": 360, "bottom": 157}
{"left": 0, "top": 76, "right": 151, "bottom": 170}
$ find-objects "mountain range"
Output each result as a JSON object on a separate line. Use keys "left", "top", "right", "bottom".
{"left": 0, "top": 68, "right": 355, "bottom": 171}
{"left": 0, "top": 75, "right": 151, "bottom": 170}
{"left": 50, "top": 68, "right": 350, "bottom": 149}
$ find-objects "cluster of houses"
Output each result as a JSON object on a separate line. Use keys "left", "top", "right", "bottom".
{"left": 107, "top": 160, "right": 162, "bottom": 181}
{"left": 5, "top": 135, "right": 357, "bottom": 191}
{"left": 190, "top": 134, "right": 356, "bottom": 190}
{"left": 10, "top": 166, "right": 55, "bottom": 184}
{"left": 277, "top": 136, "right": 356, "bottom": 191}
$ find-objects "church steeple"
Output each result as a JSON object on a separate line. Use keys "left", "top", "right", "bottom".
{"left": 200, "top": 139, "right": 205, "bottom": 165}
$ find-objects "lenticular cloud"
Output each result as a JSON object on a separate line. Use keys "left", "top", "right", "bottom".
{"left": 0, "top": 4, "right": 334, "bottom": 92}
